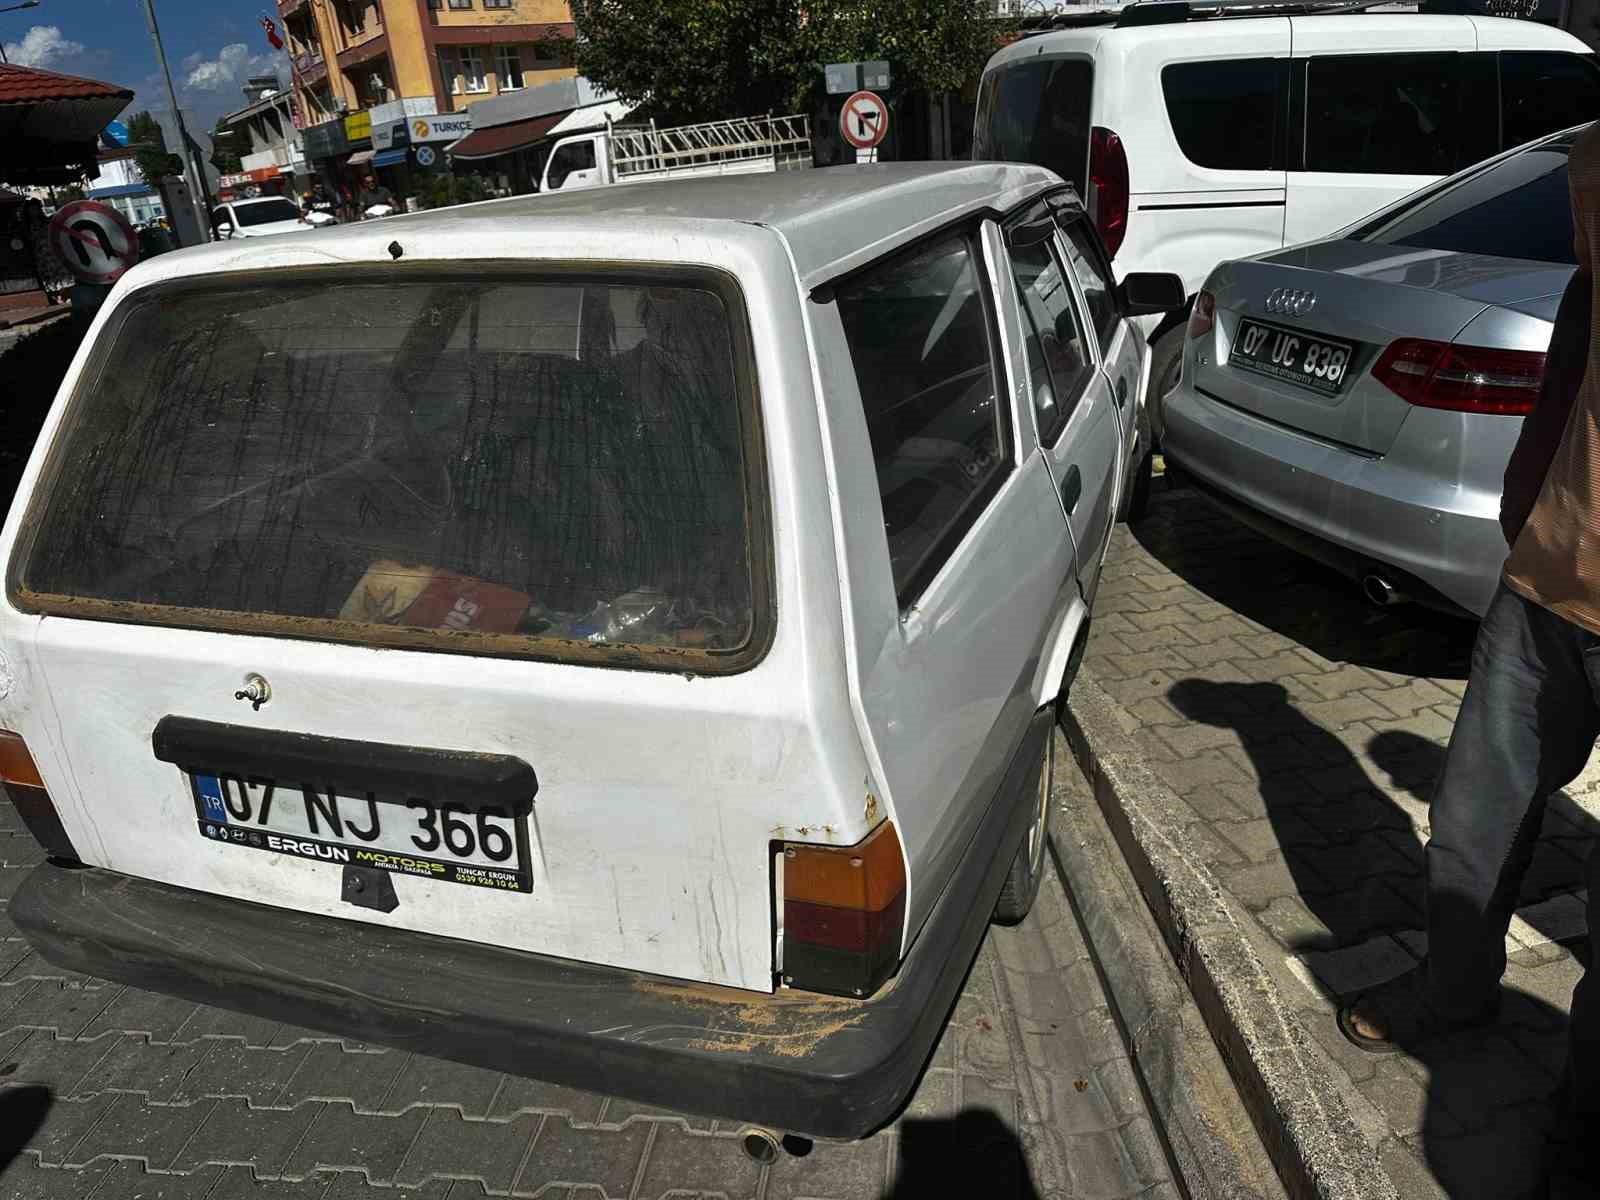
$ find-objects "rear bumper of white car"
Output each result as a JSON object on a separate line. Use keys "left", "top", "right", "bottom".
{"left": 10, "top": 708, "right": 1055, "bottom": 1140}
{"left": 1162, "top": 382, "right": 1508, "bottom": 618}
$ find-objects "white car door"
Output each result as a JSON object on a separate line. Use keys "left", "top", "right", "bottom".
{"left": 1284, "top": 28, "right": 1490, "bottom": 245}
{"left": 1002, "top": 206, "right": 1121, "bottom": 602}
{"left": 809, "top": 217, "right": 1077, "bottom": 938}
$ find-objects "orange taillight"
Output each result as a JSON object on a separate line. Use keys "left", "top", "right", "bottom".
{"left": 0, "top": 730, "right": 77, "bottom": 860}
{"left": 779, "top": 821, "right": 906, "bottom": 998}
{"left": 0, "top": 730, "right": 44, "bottom": 788}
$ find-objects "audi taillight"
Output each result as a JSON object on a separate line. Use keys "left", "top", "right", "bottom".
{"left": 1088, "top": 127, "right": 1129, "bottom": 261}
{"left": 0, "top": 731, "right": 77, "bottom": 861}
{"left": 778, "top": 820, "right": 905, "bottom": 998}
{"left": 1188, "top": 290, "right": 1215, "bottom": 339}
{"left": 1372, "top": 339, "right": 1545, "bottom": 416}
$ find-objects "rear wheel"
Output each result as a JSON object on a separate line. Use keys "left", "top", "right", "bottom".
{"left": 993, "top": 726, "right": 1055, "bottom": 926}
{"left": 1147, "top": 325, "right": 1186, "bottom": 447}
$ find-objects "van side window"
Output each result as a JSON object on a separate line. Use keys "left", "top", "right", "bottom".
{"left": 1009, "top": 237, "right": 1091, "bottom": 447}
{"left": 835, "top": 233, "right": 1009, "bottom": 603}
{"left": 1059, "top": 221, "right": 1119, "bottom": 356}
{"left": 1304, "top": 53, "right": 1496, "bottom": 177}
{"left": 1501, "top": 52, "right": 1600, "bottom": 152}
{"left": 1161, "top": 59, "right": 1285, "bottom": 172}
{"left": 973, "top": 57, "right": 1093, "bottom": 195}
{"left": 547, "top": 140, "right": 596, "bottom": 189}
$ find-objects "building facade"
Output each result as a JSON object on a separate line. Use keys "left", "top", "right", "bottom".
{"left": 217, "top": 75, "right": 308, "bottom": 200}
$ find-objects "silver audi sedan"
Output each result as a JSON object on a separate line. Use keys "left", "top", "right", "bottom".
{"left": 1162, "top": 126, "right": 1583, "bottom": 618}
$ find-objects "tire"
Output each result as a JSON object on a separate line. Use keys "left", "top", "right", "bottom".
{"left": 1147, "top": 325, "right": 1186, "bottom": 448}
{"left": 992, "top": 725, "right": 1055, "bottom": 926}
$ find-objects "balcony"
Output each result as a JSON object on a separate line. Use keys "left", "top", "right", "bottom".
{"left": 277, "top": 0, "right": 308, "bottom": 15}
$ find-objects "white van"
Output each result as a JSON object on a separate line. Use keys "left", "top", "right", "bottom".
{"left": 974, "top": 4, "right": 1599, "bottom": 434}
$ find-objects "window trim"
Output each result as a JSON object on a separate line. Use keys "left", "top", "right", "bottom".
{"left": 828, "top": 222, "right": 1017, "bottom": 611}
{"left": 1054, "top": 215, "right": 1121, "bottom": 362}
{"left": 1004, "top": 205, "right": 1094, "bottom": 448}
{"left": 9, "top": 261, "right": 778, "bottom": 678}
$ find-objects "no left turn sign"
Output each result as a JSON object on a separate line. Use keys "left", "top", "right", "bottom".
{"left": 48, "top": 200, "right": 140, "bottom": 285}
{"left": 840, "top": 89, "right": 888, "bottom": 150}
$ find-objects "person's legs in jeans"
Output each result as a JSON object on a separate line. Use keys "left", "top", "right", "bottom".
{"left": 1344, "top": 584, "right": 1600, "bottom": 1044}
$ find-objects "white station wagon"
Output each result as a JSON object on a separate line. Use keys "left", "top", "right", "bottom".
{"left": 0, "top": 165, "right": 1179, "bottom": 1141}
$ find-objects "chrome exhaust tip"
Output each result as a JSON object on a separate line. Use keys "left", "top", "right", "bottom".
{"left": 1362, "top": 571, "right": 1407, "bottom": 608}
{"left": 741, "top": 1128, "right": 783, "bottom": 1165}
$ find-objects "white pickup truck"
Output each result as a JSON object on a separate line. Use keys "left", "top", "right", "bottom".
{"left": 539, "top": 112, "right": 812, "bottom": 192}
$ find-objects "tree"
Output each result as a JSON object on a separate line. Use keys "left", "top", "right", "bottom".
{"left": 556, "top": 1, "right": 1007, "bottom": 124}
{"left": 127, "top": 111, "right": 181, "bottom": 185}
{"left": 210, "top": 119, "right": 243, "bottom": 175}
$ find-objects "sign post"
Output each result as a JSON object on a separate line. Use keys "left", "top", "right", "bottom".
{"left": 839, "top": 89, "right": 889, "bottom": 163}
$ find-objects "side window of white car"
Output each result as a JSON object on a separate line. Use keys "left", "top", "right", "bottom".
{"left": 834, "top": 231, "right": 1010, "bottom": 605}
{"left": 1008, "top": 234, "right": 1092, "bottom": 448}
{"left": 1058, "top": 221, "right": 1119, "bottom": 357}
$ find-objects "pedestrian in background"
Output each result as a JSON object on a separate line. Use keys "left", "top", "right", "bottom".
{"left": 1327, "top": 119, "right": 1600, "bottom": 1190}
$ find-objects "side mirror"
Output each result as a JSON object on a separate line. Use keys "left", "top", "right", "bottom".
{"left": 1119, "top": 272, "right": 1186, "bottom": 317}
{"left": 214, "top": 222, "right": 233, "bottom": 238}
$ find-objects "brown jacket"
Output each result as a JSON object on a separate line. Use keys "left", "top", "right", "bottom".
{"left": 1500, "top": 267, "right": 1593, "bottom": 547}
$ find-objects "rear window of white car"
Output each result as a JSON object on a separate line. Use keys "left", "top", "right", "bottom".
{"left": 13, "top": 270, "right": 771, "bottom": 673}
{"left": 973, "top": 56, "right": 1092, "bottom": 195}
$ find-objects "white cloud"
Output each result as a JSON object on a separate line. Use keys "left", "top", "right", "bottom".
{"left": 182, "top": 42, "right": 276, "bottom": 92}
{"left": 3, "top": 25, "right": 86, "bottom": 69}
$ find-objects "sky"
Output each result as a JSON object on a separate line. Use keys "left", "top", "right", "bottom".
{"left": 2, "top": 0, "right": 291, "bottom": 133}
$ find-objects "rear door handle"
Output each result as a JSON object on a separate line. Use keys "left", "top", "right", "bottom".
{"left": 1061, "top": 465, "right": 1082, "bottom": 514}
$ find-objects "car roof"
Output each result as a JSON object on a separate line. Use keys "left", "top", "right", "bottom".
{"left": 145, "top": 163, "right": 1068, "bottom": 291}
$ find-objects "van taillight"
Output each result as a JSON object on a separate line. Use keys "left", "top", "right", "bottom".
{"left": 0, "top": 731, "right": 78, "bottom": 861}
{"left": 1088, "top": 127, "right": 1129, "bottom": 261}
{"left": 1373, "top": 339, "right": 1545, "bottom": 416}
{"left": 779, "top": 821, "right": 905, "bottom": 998}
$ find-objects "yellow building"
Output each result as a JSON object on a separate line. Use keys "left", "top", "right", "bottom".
{"left": 278, "top": 0, "right": 578, "bottom": 191}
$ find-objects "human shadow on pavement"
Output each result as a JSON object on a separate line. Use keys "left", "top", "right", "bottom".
{"left": 886, "top": 1107, "right": 1041, "bottom": 1199}
{"left": 0, "top": 1085, "right": 51, "bottom": 1179}
{"left": 1167, "top": 678, "right": 1597, "bottom": 1199}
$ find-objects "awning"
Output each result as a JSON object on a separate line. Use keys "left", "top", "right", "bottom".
{"left": 0, "top": 63, "right": 134, "bottom": 185}
{"left": 347, "top": 149, "right": 376, "bottom": 166}
{"left": 372, "top": 148, "right": 407, "bottom": 168}
{"left": 446, "top": 111, "right": 567, "bottom": 161}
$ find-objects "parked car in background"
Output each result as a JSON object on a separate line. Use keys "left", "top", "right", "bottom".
{"left": 973, "top": 2, "right": 1598, "bottom": 438}
{"left": 0, "top": 164, "right": 1179, "bottom": 1142}
{"left": 1162, "top": 125, "right": 1584, "bottom": 619}
{"left": 211, "top": 195, "right": 324, "bottom": 238}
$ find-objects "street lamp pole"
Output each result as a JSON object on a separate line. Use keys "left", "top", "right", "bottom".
{"left": 0, "top": 0, "right": 43, "bottom": 63}
{"left": 139, "top": 0, "right": 212, "bottom": 242}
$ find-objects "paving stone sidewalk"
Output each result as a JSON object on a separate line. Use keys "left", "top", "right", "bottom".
{"left": 1088, "top": 482, "right": 1600, "bottom": 1200}
{"left": 0, "top": 781, "right": 1177, "bottom": 1200}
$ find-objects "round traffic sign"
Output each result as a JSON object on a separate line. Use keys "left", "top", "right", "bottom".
{"left": 415, "top": 145, "right": 437, "bottom": 167}
{"left": 47, "top": 200, "right": 139, "bottom": 284}
{"left": 840, "top": 89, "right": 889, "bottom": 150}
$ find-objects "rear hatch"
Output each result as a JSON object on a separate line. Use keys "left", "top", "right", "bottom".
{"left": 1196, "top": 242, "right": 1569, "bottom": 456}
{"left": 0, "top": 264, "right": 806, "bottom": 992}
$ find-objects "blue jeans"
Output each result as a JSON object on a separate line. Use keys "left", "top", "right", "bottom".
{"left": 1425, "top": 582, "right": 1600, "bottom": 1021}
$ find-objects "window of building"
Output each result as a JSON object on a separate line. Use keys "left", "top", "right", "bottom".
{"left": 834, "top": 232, "right": 1009, "bottom": 604}
{"left": 439, "top": 48, "right": 488, "bottom": 95}
{"left": 485, "top": 0, "right": 514, "bottom": 7}
{"left": 1304, "top": 53, "right": 1497, "bottom": 177}
{"left": 336, "top": 0, "right": 366, "bottom": 36}
{"left": 1162, "top": 59, "right": 1284, "bottom": 172}
{"left": 495, "top": 46, "right": 522, "bottom": 91}
{"left": 448, "top": 0, "right": 474, "bottom": 8}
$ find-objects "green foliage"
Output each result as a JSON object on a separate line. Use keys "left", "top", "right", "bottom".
{"left": 127, "top": 111, "right": 182, "bottom": 185}
{"left": 416, "top": 172, "right": 492, "bottom": 211}
{"left": 560, "top": 0, "right": 1008, "bottom": 123}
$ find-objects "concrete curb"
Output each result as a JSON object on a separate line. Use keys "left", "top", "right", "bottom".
{"left": 1049, "top": 728, "right": 1288, "bottom": 1200}
{"left": 1062, "top": 674, "right": 1398, "bottom": 1200}
{"left": 0, "top": 304, "right": 70, "bottom": 331}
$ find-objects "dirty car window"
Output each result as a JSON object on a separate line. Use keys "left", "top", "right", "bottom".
{"left": 19, "top": 276, "right": 761, "bottom": 666}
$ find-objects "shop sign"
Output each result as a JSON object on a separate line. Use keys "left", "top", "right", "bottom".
{"left": 373, "top": 120, "right": 412, "bottom": 151}
{"left": 247, "top": 166, "right": 282, "bottom": 182}
{"left": 411, "top": 113, "right": 473, "bottom": 143}
{"left": 302, "top": 119, "right": 349, "bottom": 160}
{"left": 344, "top": 109, "right": 372, "bottom": 144}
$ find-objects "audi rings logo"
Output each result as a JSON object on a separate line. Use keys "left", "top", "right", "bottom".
{"left": 1265, "top": 288, "right": 1316, "bottom": 317}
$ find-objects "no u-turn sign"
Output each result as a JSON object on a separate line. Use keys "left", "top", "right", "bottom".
{"left": 47, "top": 200, "right": 140, "bottom": 285}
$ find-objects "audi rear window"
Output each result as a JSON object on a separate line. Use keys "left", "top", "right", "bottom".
{"left": 15, "top": 270, "right": 770, "bottom": 672}
{"left": 1357, "top": 141, "right": 1576, "bottom": 266}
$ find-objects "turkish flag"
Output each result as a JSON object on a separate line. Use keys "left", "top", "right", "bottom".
{"left": 260, "top": 16, "right": 284, "bottom": 50}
